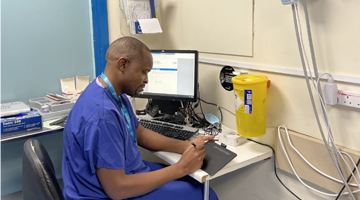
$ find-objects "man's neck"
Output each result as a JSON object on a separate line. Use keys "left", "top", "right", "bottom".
{"left": 99, "top": 73, "right": 123, "bottom": 96}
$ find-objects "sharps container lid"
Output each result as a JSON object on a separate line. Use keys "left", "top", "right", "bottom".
{"left": 232, "top": 74, "right": 268, "bottom": 85}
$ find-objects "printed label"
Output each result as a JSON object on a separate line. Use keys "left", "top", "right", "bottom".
{"left": 244, "top": 90, "right": 252, "bottom": 114}
{"left": 234, "top": 91, "right": 243, "bottom": 110}
{"left": 135, "top": 21, "right": 142, "bottom": 34}
{"left": 234, "top": 89, "right": 252, "bottom": 114}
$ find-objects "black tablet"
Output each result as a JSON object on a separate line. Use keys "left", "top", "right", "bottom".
{"left": 201, "top": 140, "right": 237, "bottom": 176}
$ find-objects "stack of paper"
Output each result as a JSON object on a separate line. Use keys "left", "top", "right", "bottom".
{"left": 120, "top": 0, "right": 162, "bottom": 34}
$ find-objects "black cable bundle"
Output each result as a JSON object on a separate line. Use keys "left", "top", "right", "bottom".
{"left": 183, "top": 84, "right": 222, "bottom": 136}
{"left": 184, "top": 100, "right": 208, "bottom": 128}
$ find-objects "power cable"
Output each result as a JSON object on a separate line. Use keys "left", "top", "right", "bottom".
{"left": 335, "top": 157, "right": 360, "bottom": 200}
{"left": 247, "top": 138, "right": 302, "bottom": 200}
{"left": 291, "top": 3, "right": 355, "bottom": 199}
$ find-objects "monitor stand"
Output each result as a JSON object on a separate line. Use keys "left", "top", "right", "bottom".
{"left": 147, "top": 99, "right": 185, "bottom": 124}
{"left": 158, "top": 113, "right": 185, "bottom": 124}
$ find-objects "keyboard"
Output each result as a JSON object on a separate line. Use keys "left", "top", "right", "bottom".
{"left": 139, "top": 119, "right": 198, "bottom": 141}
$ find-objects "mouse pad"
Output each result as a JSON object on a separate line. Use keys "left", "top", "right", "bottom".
{"left": 201, "top": 140, "right": 237, "bottom": 176}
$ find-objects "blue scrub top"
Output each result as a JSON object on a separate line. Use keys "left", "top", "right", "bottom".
{"left": 62, "top": 80, "right": 150, "bottom": 200}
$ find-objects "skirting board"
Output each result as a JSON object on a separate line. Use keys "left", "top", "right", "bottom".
{"left": 275, "top": 129, "right": 360, "bottom": 199}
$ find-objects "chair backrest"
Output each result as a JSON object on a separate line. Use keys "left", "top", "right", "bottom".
{"left": 22, "top": 138, "right": 64, "bottom": 200}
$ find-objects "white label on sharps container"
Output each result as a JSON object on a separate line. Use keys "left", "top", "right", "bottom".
{"left": 234, "top": 92, "right": 243, "bottom": 110}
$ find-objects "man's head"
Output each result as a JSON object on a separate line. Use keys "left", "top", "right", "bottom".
{"left": 103, "top": 36, "right": 152, "bottom": 97}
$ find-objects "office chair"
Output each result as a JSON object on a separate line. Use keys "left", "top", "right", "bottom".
{"left": 22, "top": 138, "right": 64, "bottom": 200}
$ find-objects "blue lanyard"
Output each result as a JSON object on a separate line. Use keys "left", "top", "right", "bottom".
{"left": 100, "top": 73, "right": 137, "bottom": 143}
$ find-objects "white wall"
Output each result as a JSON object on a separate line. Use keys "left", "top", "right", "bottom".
{"left": 107, "top": 0, "right": 360, "bottom": 199}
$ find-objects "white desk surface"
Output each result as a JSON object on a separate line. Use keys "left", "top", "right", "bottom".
{"left": 153, "top": 130, "right": 273, "bottom": 183}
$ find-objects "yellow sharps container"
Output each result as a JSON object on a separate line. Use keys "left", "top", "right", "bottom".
{"left": 232, "top": 74, "right": 268, "bottom": 137}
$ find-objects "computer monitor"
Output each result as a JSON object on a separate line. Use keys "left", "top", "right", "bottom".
{"left": 137, "top": 50, "right": 198, "bottom": 117}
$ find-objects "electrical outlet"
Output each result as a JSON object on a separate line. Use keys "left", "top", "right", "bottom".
{"left": 337, "top": 90, "right": 360, "bottom": 109}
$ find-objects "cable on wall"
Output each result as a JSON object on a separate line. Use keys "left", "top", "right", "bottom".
{"left": 247, "top": 138, "right": 302, "bottom": 200}
{"left": 278, "top": 125, "right": 360, "bottom": 197}
{"left": 291, "top": 2, "right": 356, "bottom": 199}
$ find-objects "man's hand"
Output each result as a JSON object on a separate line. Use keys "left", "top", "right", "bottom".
{"left": 190, "top": 135, "right": 215, "bottom": 149}
{"left": 175, "top": 135, "right": 215, "bottom": 174}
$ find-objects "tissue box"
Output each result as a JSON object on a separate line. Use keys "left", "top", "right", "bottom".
{"left": 1, "top": 111, "right": 42, "bottom": 134}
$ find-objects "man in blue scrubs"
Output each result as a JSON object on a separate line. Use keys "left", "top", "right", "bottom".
{"left": 62, "top": 36, "right": 218, "bottom": 200}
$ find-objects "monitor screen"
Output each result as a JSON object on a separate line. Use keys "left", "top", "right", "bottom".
{"left": 137, "top": 50, "right": 198, "bottom": 102}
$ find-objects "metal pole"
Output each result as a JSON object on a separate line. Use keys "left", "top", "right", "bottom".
{"left": 203, "top": 181, "right": 209, "bottom": 200}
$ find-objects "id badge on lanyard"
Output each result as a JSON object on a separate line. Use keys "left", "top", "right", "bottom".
{"left": 100, "top": 73, "right": 137, "bottom": 143}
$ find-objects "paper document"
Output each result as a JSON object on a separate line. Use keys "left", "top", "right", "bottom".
{"left": 138, "top": 18, "right": 162, "bottom": 33}
{"left": 129, "top": 0, "right": 151, "bottom": 34}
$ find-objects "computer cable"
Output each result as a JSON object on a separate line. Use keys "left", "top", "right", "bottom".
{"left": 202, "top": 123, "right": 222, "bottom": 136}
{"left": 196, "top": 83, "right": 239, "bottom": 125}
{"left": 292, "top": 3, "right": 356, "bottom": 199}
{"left": 198, "top": 98, "right": 238, "bottom": 129}
{"left": 199, "top": 98, "right": 223, "bottom": 123}
{"left": 199, "top": 98, "right": 237, "bottom": 121}
{"left": 197, "top": 85, "right": 206, "bottom": 120}
{"left": 184, "top": 88, "right": 207, "bottom": 129}
{"left": 219, "top": 106, "right": 235, "bottom": 117}
{"left": 187, "top": 102, "right": 207, "bottom": 128}
{"left": 279, "top": 125, "right": 360, "bottom": 188}
{"left": 278, "top": 125, "right": 360, "bottom": 197}
{"left": 195, "top": 84, "right": 223, "bottom": 135}
{"left": 335, "top": 157, "right": 360, "bottom": 200}
{"left": 184, "top": 88, "right": 222, "bottom": 136}
{"left": 247, "top": 138, "right": 302, "bottom": 200}
{"left": 197, "top": 97, "right": 215, "bottom": 133}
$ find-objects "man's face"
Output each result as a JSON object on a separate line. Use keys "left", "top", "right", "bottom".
{"left": 126, "top": 50, "right": 153, "bottom": 96}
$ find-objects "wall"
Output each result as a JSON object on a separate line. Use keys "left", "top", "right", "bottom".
{"left": 1, "top": 0, "right": 94, "bottom": 195}
{"left": 107, "top": 0, "right": 360, "bottom": 199}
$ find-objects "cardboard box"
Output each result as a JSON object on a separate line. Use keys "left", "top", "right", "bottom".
{"left": 1, "top": 111, "right": 42, "bottom": 134}
{"left": 60, "top": 76, "right": 89, "bottom": 95}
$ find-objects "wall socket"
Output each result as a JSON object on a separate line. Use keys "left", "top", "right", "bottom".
{"left": 337, "top": 90, "right": 360, "bottom": 108}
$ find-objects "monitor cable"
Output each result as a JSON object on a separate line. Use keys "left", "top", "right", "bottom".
{"left": 247, "top": 138, "right": 302, "bottom": 200}
{"left": 184, "top": 84, "right": 208, "bottom": 128}
{"left": 196, "top": 84, "right": 223, "bottom": 135}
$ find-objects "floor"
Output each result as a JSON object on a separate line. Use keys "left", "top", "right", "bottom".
{"left": 1, "top": 191, "right": 23, "bottom": 200}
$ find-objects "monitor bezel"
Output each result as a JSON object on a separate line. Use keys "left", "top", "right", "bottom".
{"left": 136, "top": 49, "right": 198, "bottom": 102}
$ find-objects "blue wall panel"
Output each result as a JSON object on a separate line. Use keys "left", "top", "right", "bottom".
{"left": 91, "top": 0, "right": 109, "bottom": 76}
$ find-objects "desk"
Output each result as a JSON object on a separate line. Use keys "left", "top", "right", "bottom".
{"left": 1, "top": 117, "right": 272, "bottom": 200}
{"left": 153, "top": 136, "right": 273, "bottom": 200}
{"left": 1, "top": 118, "right": 64, "bottom": 143}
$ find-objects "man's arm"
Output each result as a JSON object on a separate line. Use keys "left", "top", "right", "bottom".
{"left": 136, "top": 124, "right": 190, "bottom": 153}
{"left": 97, "top": 137, "right": 208, "bottom": 199}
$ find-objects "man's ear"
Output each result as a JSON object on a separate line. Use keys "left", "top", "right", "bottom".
{"left": 117, "top": 57, "right": 129, "bottom": 72}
